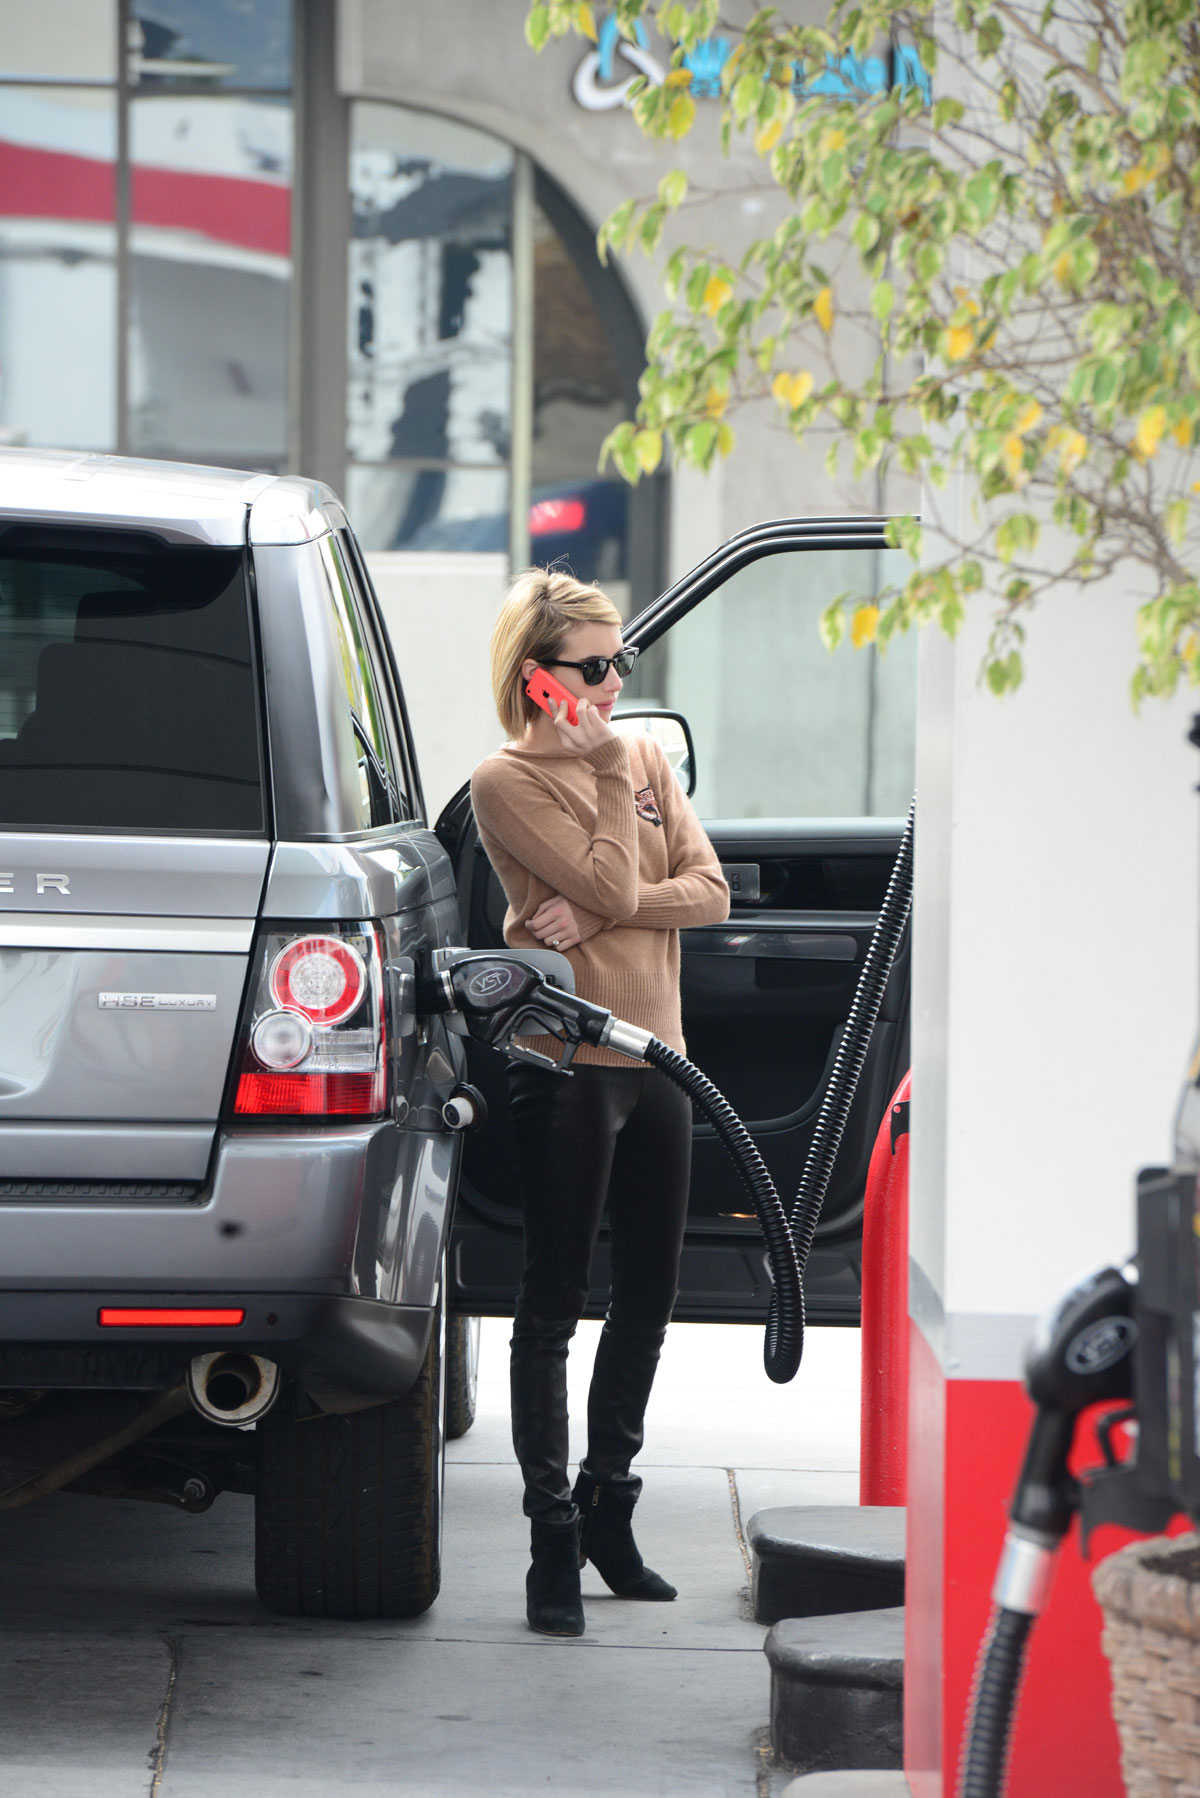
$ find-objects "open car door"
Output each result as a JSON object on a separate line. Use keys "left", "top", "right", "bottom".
{"left": 436, "top": 517, "right": 914, "bottom": 1326}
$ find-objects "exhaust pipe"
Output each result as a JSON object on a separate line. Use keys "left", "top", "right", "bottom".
{"left": 188, "top": 1352, "right": 280, "bottom": 1426}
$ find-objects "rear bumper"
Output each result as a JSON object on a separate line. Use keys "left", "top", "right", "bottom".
{"left": 0, "top": 1119, "right": 456, "bottom": 1305}
{"left": 0, "top": 1291, "right": 434, "bottom": 1400}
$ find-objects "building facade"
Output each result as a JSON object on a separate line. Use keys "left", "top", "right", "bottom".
{"left": 0, "top": 0, "right": 915, "bottom": 816}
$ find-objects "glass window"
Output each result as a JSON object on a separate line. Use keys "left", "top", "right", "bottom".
{"left": 349, "top": 104, "right": 512, "bottom": 472}
{"left": 129, "top": 2, "right": 292, "bottom": 91}
{"left": 319, "top": 535, "right": 399, "bottom": 830}
{"left": 345, "top": 464, "right": 509, "bottom": 554}
{"left": 531, "top": 186, "right": 631, "bottom": 602}
{"left": 620, "top": 547, "right": 917, "bottom": 818}
{"left": 0, "top": 0, "right": 117, "bottom": 82}
{"left": 127, "top": 93, "right": 291, "bottom": 468}
{"left": 0, "top": 534, "right": 265, "bottom": 832}
{"left": 0, "top": 86, "right": 117, "bottom": 449}
{"left": 344, "top": 107, "right": 663, "bottom": 595}
{"left": 348, "top": 101, "right": 513, "bottom": 554}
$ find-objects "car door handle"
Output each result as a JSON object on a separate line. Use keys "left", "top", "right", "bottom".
{"left": 719, "top": 862, "right": 760, "bottom": 903}
{"left": 684, "top": 925, "right": 858, "bottom": 962}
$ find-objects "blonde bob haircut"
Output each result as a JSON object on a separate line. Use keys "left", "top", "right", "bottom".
{"left": 491, "top": 567, "right": 622, "bottom": 741}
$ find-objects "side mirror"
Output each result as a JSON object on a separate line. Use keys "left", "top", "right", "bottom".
{"left": 610, "top": 708, "right": 696, "bottom": 797}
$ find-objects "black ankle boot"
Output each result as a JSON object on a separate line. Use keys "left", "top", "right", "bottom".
{"left": 526, "top": 1519, "right": 585, "bottom": 1636}
{"left": 572, "top": 1471, "right": 677, "bottom": 1601}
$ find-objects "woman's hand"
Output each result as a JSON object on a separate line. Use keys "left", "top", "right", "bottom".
{"left": 551, "top": 695, "right": 612, "bottom": 757}
{"left": 528, "top": 895, "right": 583, "bottom": 951}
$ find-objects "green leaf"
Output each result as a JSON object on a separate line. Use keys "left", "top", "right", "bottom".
{"left": 598, "top": 198, "right": 636, "bottom": 263}
{"left": 986, "top": 657, "right": 1011, "bottom": 695}
{"left": 733, "top": 71, "right": 763, "bottom": 124}
{"left": 667, "top": 91, "right": 696, "bottom": 139}
{"left": 685, "top": 261, "right": 711, "bottom": 313}
{"left": 1166, "top": 497, "right": 1189, "bottom": 545}
{"left": 819, "top": 598, "right": 846, "bottom": 651}
{"left": 634, "top": 428, "right": 663, "bottom": 474}
{"left": 686, "top": 419, "right": 719, "bottom": 466}
{"left": 659, "top": 169, "right": 688, "bottom": 211}
{"left": 525, "top": 4, "right": 550, "bottom": 51}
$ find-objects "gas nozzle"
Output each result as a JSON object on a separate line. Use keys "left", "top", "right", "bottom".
{"left": 419, "top": 949, "right": 640, "bottom": 1072}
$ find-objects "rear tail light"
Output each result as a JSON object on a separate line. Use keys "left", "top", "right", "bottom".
{"left": 270, "top": 936, "right": 366, "bottom": 1025}
{"left": 231, "top": 923, "right": 387, "bottom": 1119}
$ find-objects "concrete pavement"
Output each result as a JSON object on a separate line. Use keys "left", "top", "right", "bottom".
{"left": 0, "top": 1319, "right": 861, "bottom": 1796}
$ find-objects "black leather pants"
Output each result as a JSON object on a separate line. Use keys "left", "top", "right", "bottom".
{"left": 507, "top": 1060, "right": 692, "bottom": 1526}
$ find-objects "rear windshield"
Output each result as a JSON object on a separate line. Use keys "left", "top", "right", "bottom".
{"left": 0, "top": 531, "right": 266, "bottom": 834}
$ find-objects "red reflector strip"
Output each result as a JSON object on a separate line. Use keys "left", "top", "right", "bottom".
{"left": 233, "top": 1069, "right": 385, "bottom": 1116}
{"left": 99, "top": 1307, "right": 245, "bottom": 1327}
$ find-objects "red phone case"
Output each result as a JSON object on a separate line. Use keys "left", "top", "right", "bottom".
{"left": 526, "top": 667, "right": 579, "bottom": 727}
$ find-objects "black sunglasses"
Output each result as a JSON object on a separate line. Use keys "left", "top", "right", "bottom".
{"left": 542, "top": 647, "right": 639, "bottom": 686}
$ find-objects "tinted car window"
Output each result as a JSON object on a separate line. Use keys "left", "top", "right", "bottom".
{"left": 0, "top": 532, "right": 265, "bottom": 833}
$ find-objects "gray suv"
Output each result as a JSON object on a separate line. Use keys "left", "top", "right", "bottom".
{"left": 0, "top": 449, "right": 915, "bottom": 1622}
{"left": 0, "top": 448, "right": 473, "bottom": 1619}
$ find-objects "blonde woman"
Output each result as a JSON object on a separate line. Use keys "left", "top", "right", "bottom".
{"left": 470, "top": 569, "right": 729, "bottom": 1637}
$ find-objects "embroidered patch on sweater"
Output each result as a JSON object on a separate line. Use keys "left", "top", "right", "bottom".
{"left": 634, "top": 784, "right": 663, "bottom": 827}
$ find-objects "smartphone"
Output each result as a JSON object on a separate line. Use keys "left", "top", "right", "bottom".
{"left": 526, "top": 666, "right": 579, "bottom": 727}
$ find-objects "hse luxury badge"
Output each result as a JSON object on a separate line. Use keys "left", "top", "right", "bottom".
{"left": 99, "top": 993, "right": 217, "bottom": 1011}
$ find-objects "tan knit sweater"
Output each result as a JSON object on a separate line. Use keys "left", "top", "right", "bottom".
{"left": 470, "top": 731, "right": 730, "bottom": 1066}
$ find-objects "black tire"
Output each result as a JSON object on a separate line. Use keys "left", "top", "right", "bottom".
{"left": 254, "top": 1287, "right": 446, "bottom": 1620}
{"left": 445, "top": 1313, "right": 480, "bottom": 1441}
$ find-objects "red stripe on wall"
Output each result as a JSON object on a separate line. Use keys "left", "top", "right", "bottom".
{"left": 131, "top": 162, "right": 290, "bottom": 257}
{"left": 0, "top": 139, "right": 116, "bottom": 222}
{"left": 0, "top": 139, "right": 290, "bottom": 256}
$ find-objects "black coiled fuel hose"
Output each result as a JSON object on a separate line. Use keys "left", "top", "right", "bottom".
{"left": 958, "top": 1607, "right": 1034, "bottom": 1798}
{"left": 764, "top": 796, "right": 916, "bottom": 1381}
{"left": 643, "top": 1039, "right": 804, "bottom": 1383}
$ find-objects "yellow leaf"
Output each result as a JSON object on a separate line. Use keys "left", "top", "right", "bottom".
{"left": 665, "top": 67, "right": 694, "bottom": 86}
{"left": 1174, "top": 419, "right": 1194, "bottom": 448}
{"left": 1058, "top": 429, "right": 1088, "bottom": 474}
{"left": 703, "top": 275, "right": 732, "bottom": 316}
{"left": 1053, "top": 252, "right": 1073, "bottom": 286}
{"left": 576, "top": 2, "right": 598, "bottom": 42}
{"left": 634, "top": 430, "right": 663, "bottom": 474}
{"left": 716, "top": 422, "right": 735, "bottom": 457}
{"left": 755, "top": 117, "right": 784, "bottom": 156}
{"left": 1134, "top": 406, "right": 1167, "bottom": 460}
{"left": 823, "top": 128, "right": 847, "bottom": 153}
{"left": 945, "top": 324, "right": 974, "bottom": 362}
{"left": 1015, "top": 399, "right": 1043, "bottom": 435}
{"left": 703, "top": 387, "right": 728, "bottom": 418}
{"left": 1123, "top": 162, "right": 1150, "bottom": 195}
{"left": 850, "top": 604, "right": 880, "bottom": 649}
{"left": 1185, "top": 634, "right": 1200, "bottom": 665}
{"left": 773, "top": 369, "right": 814, "bottom": 410}
{"left": 814, "top": 287, "right": 834, "bottom": 334}
{"left": 1002, "top": 434, "right": 1025, "bottom": 483}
